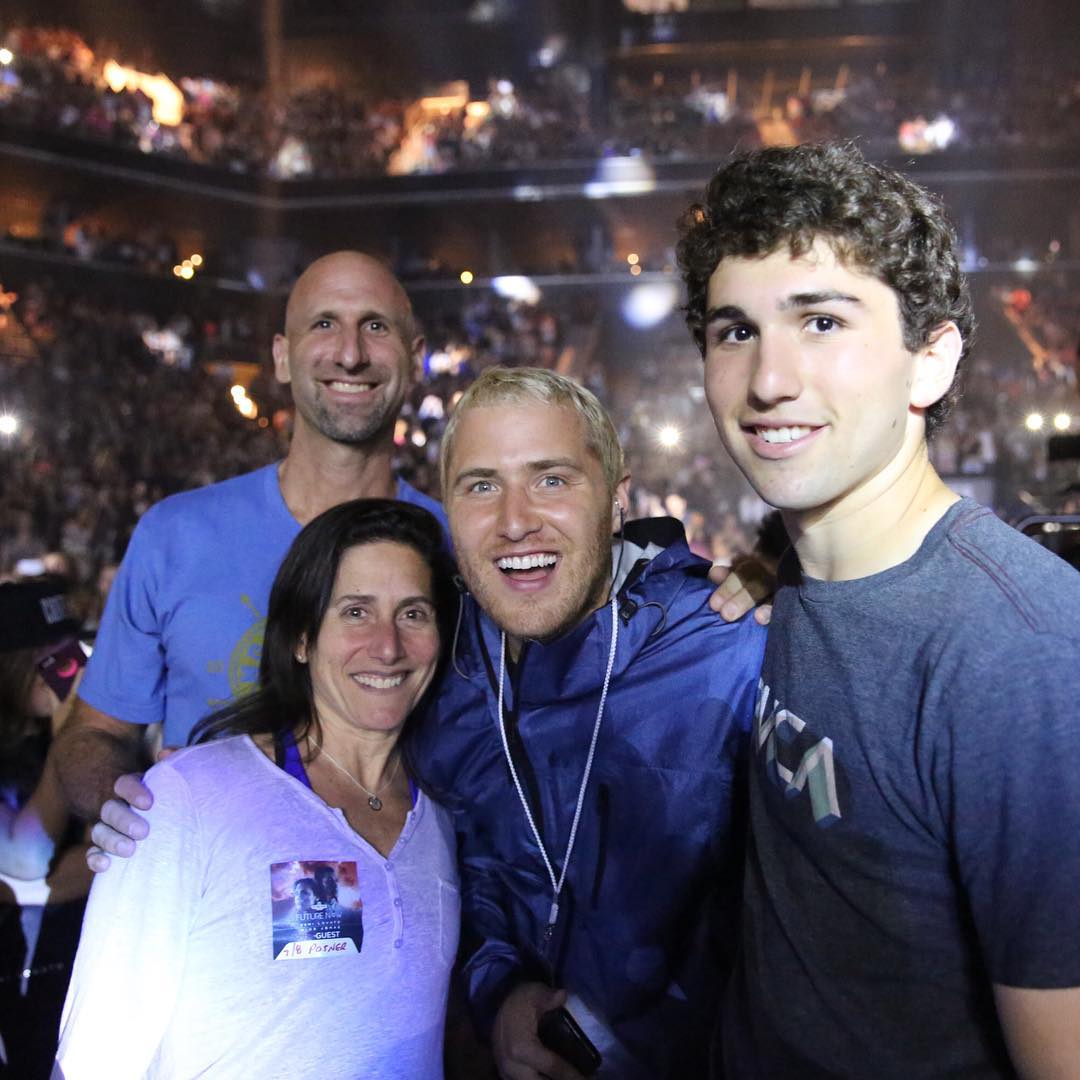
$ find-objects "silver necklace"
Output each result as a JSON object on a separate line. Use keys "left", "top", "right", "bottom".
{"left": 311, "top": 739, "right": 400, "bottom": 811}
{"left": 495, "top": 595, "right": 619, "bottom": 939}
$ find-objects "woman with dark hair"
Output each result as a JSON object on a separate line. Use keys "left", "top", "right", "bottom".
{"left": 57, "top": 499, "right": 461, "bottom": 1079}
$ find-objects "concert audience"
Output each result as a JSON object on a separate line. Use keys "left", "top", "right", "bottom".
{"left": 4, "top": 266, "right": 1071, "bottom": 622}
{"left": 4, "top": 26, "right": 1080, "bottom": 181}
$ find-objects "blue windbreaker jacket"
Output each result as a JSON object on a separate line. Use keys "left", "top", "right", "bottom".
{"left": 412, "top": 519, "right": 766, "bottom": 1077}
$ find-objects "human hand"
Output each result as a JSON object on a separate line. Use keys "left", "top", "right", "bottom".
{"left": 48, "top": 668, "right": 85, "bottom": 736}
{"left": 708, "top": 554, "right": 774, "bottom": 625}
{"left": 492, "top": 983, "right": 586, "bottom": 1080}
{"left": 86, "top": 772, "right": 154, "bottom": 873}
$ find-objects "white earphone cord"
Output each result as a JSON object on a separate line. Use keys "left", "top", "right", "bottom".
{"left": 496, "top": 595, "right": 620, "bottom": 936}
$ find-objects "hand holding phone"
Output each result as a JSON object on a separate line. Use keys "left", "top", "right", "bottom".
{"left": 539, "top": 1006, "right": 602, "bottom": 1077}
{"left": 492, "top": 983, "right": 599, "bottom": 1080}
{"left": 38, "top": 638, "right": 88, "bottom": 701}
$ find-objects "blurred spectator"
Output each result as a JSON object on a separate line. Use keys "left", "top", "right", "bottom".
{"left": 4, "top": 26, "right": 1080, "bottom": 182}
{"left": 3, "top": 258, "right": 1073, "bottom": 612}
{"left": 0, "top": 577, "right": 92, "bottom": 1080}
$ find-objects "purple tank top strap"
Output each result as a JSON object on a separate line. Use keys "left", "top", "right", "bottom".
{"left": 281, "top": 728, "right": 313, "bottom": 791}
{"left": 280, "top": 729, "right": 417, "bottom": 806}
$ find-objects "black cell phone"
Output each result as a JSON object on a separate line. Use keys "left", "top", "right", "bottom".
{"left": 538, "top": 1006, "right": 602, "bottom": 1077}
{"left": 38, "top": 639, "right": 88, "bottom": 700}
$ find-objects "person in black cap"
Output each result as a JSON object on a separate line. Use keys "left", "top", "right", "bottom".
{"left": 0, "top": 577, "right": 92, "bottom": 1080}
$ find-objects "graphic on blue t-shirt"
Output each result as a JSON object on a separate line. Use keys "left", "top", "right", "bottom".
{"left": 205, "top": 595, "right": 266, "bottom": 713}
{"left": 226, "top": 594, "right": 265, "bottom": 700}
{"left": 271, "top": 860, "right": 364, "bottom": 959}
{"left": 755, "top": 678, "right": 842, "bottom": 827}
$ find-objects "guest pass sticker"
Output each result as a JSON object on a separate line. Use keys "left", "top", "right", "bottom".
{"left": 270, "top": 860, "right": 364, "bottom": 960}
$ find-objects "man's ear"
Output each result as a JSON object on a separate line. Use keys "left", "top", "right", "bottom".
{"left": 611, "top": 475, "right": 632, "bottom": 533}
{"left": 410, "top": 334, "right": 426, "bottom": 383}
{"left": 910, "top": 321, "right": 963, "bottom": 410}
{"left": 272, "top": 334, "right": 292, "bottom": 386}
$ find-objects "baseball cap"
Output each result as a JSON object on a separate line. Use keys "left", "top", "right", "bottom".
{"left": 0, "top": 576, "right": 82, "bottom": 652}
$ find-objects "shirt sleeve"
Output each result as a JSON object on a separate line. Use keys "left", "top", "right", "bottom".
{"left": 456, "top": 819, "right": 531, "bottom": 1039}
{"left": 55, "top": 761, "right": 203, "bottom": 1078}
{"left": 78, "top": 509, "right": 169, "bottom": 726}
{"left": 937, "top": 632, "right": 1080, "bottom": 988}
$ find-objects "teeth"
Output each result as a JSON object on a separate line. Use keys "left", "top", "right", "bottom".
{"left": 496, "top": 553, "right": 557, "bottom": 571}
{"left": 353, "top": 673, "right": 405, "bottom": 689}
{"left": 328, "top": 381, "right": 375, "bottom": 394}
{"left": 758, "top": 425, "right": 812, "bottom": 444}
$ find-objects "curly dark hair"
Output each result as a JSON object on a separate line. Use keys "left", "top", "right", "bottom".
{"left": 676, "top": 142, "right": 975, "bottom": 434}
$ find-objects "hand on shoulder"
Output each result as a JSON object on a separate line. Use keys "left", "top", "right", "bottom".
{"left": 86, "top": 770, "right": 156, "bottom": 873}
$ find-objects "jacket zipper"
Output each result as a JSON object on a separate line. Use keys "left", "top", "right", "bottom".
{"left": 500, "top": 641, "right": 545, "bottom": 840}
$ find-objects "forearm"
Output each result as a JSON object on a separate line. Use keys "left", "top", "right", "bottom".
{"left": 459, "top": 869, "right": 530, "bottom": 1037}
{"left": 995, "top": 984, "right": 1080, "bottom": 1079}
{"left": 463, "top": 943, "right": 530, "bottom": 1039}
{"left": 52, "top": 717, "right": 147, "bottom": 821}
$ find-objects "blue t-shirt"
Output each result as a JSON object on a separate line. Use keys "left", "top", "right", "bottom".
{"left": 80, "top": 464, "right": 448, "bottom": 747}
{"left": 723, "top": 499, "right": 1080, "bottom": 1078}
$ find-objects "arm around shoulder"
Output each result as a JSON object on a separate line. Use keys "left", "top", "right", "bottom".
{"left": 995, "top": 984, "right": 1080, "bottom": 1080}
{"left": 51, "top": 697, "right": 148, "bottom": 821}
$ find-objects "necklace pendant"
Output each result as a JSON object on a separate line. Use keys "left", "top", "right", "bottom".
{"left": 367, "top": 795, "right": 383, "bottom": 812}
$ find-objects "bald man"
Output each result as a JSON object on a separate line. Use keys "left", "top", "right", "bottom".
{"left": 53, "top": 252, "right": 446, "bottom": 819}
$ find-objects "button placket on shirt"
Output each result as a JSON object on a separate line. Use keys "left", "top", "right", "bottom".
{"left": 385, "top": 856, "right": 404, "bottom": 947}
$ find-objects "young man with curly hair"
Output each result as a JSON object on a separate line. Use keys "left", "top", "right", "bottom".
{"left": 677, "top": 142, "right": 1080, "bottom": 1078}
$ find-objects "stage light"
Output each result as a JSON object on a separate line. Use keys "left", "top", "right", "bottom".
{"left": 0, "top": 414, "right": 18, "bottom": 436}
{"left": 190, "top": 254, "right": 203, "bottom": 267}
{"left": 0, "top": 49, "right": 13, "bottom": 66}
{"left": 411, "top": 429, "right": 428, "bottom": 447}
{"left": 627, "top": 253, "right": 639, "bottom": 266}
{"left": 102, "top": 60, "right": 183, "bottom": 125}
{"left": 510, "top": 184, "right": 543, "bottom": 202}
{"left": 621, "top": 282, "right": 679, "bottom": 329}
{"left": 657, "top": 424, "right": 681, "bottom": 449}
{"left": 585, "top": 157, "right": 657, "bottom": 199}
{"left": 230, "top": 385, "right": 246, "bottom": 401}
{"left": 1053, "top": 412, "right": 1071, "bottom": 431}
{"left": 1025, "top": 412, "right": 1044, "bottom": 432}
{"left": 460, "top": 270, "right": 474, "bottom": 285}
{"left": 492, "top": 276, "right": 541, "bottom": 305}
{"left": 630, "top": 265, "right": 642, "bottom": 276}
{"left": 418, "top": 394, "right": 445, "bottom": 421}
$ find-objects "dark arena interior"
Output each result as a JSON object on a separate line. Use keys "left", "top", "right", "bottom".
{"left": 2, "top": 1, "right": 1079, "bottom": 1078}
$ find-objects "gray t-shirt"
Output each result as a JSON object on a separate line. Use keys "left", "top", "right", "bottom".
{"left": 724, "top": 499, "right": 1080, "bottom": 1078}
